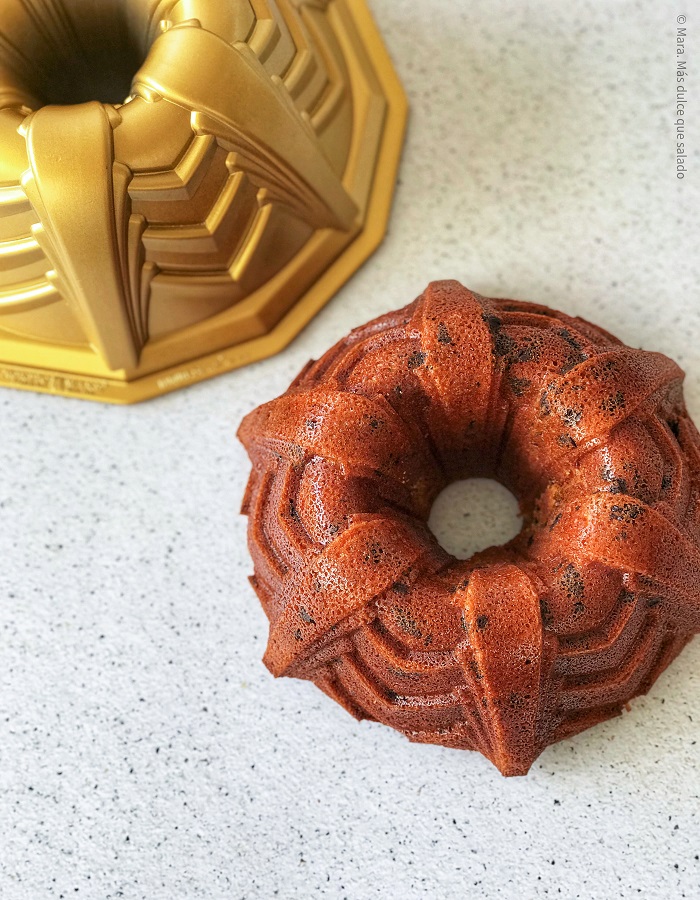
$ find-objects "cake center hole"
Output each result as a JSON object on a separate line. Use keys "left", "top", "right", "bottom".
{"left": 428, "top": 478, "right": 522, "bottom": 560}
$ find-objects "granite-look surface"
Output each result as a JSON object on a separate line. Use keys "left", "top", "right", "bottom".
{"left": 1, "top": 1, "right": 698, "bottom": 898}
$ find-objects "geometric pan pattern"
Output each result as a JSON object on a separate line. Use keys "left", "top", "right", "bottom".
{"left": 0, "top": 0, "right": 407, "bottom": 401}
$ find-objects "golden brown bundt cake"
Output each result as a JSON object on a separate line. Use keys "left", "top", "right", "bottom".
{"left": 238, "top": 280, "right": 700, "bottom": 776}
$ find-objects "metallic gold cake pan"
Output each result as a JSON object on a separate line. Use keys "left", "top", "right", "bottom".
{"left": 0, "top": 0, "right": 407, "bottom": 403}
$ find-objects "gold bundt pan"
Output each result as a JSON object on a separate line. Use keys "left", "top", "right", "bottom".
{"left": 0, "top": 0, "right": 407, "bottom": 402}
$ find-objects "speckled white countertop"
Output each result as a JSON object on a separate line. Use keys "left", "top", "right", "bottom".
{"left": 1, "top": 1, "right": 699, "bottom": 898}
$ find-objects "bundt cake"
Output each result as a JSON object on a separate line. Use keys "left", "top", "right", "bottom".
{"left": 238, "top": 280, "right": 700, "bottom": 776}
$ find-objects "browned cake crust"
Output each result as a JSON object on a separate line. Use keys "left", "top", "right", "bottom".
{"left": 238, "top": 280, "right": 700, "bottom": 775}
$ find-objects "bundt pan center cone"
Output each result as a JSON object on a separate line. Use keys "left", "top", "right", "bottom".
{"left": 0, "top": 0, "right": 406, "bottom": 402}
{"left": 239, "top": 281, "right": 700, "bottom": 776}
